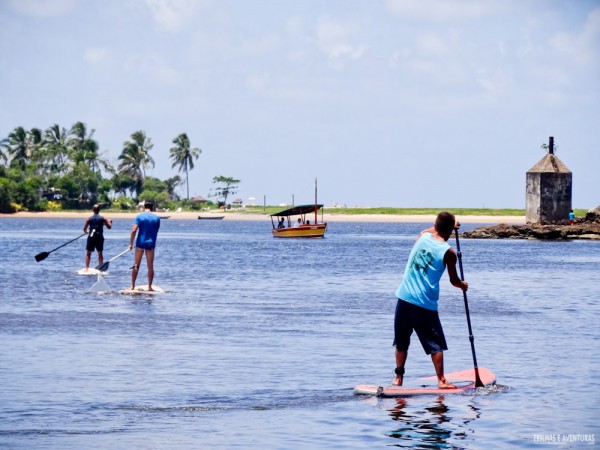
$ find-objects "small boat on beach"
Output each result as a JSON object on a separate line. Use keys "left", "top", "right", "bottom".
{"left": 270, "top": 178, "right": 327, "bottom": 238}
{"left": 198, "top": 215, "right": 225, "bottom": 220}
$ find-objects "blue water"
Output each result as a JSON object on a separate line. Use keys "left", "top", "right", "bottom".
{"left": 0, "top": 218, "right": 598, "bottom": 449}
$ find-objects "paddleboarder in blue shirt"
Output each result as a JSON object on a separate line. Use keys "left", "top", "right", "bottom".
{"left": 83, "top": 204, "right": 112, "bottom": 272}
{"left": 393, "top": 211, "right": 468, "bottom": 389}
{"left": 128, "top": 201, "right": 161, "bottom": 291}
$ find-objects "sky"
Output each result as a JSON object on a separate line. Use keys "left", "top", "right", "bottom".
{"left": 1, "top": 0, "right": 599, "bottom": 209}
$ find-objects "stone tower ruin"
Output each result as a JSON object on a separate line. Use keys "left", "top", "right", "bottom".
{"left": 526, "top": 136, "right": 572, "bottom": 224}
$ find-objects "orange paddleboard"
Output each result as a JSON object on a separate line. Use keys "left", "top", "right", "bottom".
{"left": 354, "top": 367, "right": 496, "bottom": 397}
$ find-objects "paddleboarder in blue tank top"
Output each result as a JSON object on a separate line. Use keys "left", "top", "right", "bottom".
{"left": 128, "top": 201, "right": 161, "bottom": 291}
{"left": 393, "top": 211, "right": 468, "bottom": 389}
{"left": 83, "top": 204, "right": 112, "bottom": 272}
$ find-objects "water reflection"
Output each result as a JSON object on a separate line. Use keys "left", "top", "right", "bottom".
{"left": 387, "top": 396, "right": 480, "bottom": 448}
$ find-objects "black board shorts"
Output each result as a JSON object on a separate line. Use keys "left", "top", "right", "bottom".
{"left": 393, "top": 299, "right": 448, "bottom": 355}
{"left": 86, "top": 233, "right": 104, "bottom": 252}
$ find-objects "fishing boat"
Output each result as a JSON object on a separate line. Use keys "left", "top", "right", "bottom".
{"left": 270, "top": 204, "right": 327, "bottom": 238}
{"left": 270, "top": 179, "right": 327, "bottom": 238}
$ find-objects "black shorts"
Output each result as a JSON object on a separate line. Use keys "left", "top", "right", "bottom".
{"left": 86, "top": 234, "right": 104, "bottom": 252}
{"left": 393, "top": 299, "right": 448, "bottom": 355}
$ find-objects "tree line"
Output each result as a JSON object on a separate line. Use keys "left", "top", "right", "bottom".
{"left": 0, "top": 122, "right": 240, "bottom": 213}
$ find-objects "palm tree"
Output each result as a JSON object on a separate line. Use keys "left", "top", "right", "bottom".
{"left": 118, "top": 131, "right": 155, "bottom": 196}
{"left": 68, "top": 122, "right": 91, "bottom": 155}
{"left": 65, "top": 122, "right": 113, "bottom": 188}
{"left": 68, "top": 122, "right": 102, "bottom": 172}
{"left": 169, "top": 133, "right": 201, "bottom": 199}
{"left": 0, "top": 135, "right": 11, "bottom": 165}
{"left": 164, "top": 175, "right": 183, "bottom": 201}
{"left": 26, "top": 128, "right": 43, "bottom": 162}
{"left": 43, "top": 124, "right": 70, "bottom": 175}
{"left": 0, "top": 132, "right": 7, "bottom": 163}
{"left": 2, "top": 127, "right": 44, "bottom": 169}
{"left": 4, "top": 127, "right": 29, "bottom": 167}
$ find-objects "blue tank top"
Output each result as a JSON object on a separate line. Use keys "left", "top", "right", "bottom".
{"left": 395, "top": 233, "right": 450, "bottom": 311}
{"left": 88, "top": 214, "right": 105, "bottom": 235}
{"left": 134, "top": 212, "right": 160, "bottom": 249}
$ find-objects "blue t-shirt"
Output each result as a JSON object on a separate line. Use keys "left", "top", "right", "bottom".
{"left": 135, "top": 212, "right": 161, "bottom": 250}
{"left": 395, "top": 233, "right": 450, "bottom": 311}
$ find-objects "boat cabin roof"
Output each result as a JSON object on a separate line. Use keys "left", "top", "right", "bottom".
{"left": 270, "top": 204, "right": 323, "bottom": 217}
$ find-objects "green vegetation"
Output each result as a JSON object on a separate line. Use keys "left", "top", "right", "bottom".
{"left": 210, "top": 176, "right": 240, "bottom": 208}
{"left": 323, "top": 207, "right": 525, "bottom": 216}
{"left": 0, "top": 122, "right": 236, "bottom": 214}
{"left": 242, "top": 206, "right": 589, "bottom": 217}
{"left": 0, "top": 123, "right": 589, "bottom": 217}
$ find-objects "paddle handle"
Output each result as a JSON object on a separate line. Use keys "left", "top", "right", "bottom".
{"left": 109, "top": 247, "right": 131, "bottom": 262}
{"left": 454, "top": 229, "right": 484, "bottom": 388}
{"left": 54, "top": 232, "right": 87, "bottom": 252}
{"left": 35, "top": 233, "right": 87, "bottom": 261}
{"left": 95, "top": 247, "right": 131, "bottom": 271}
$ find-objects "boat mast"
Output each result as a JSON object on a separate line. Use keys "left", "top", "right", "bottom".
{"left": 314, "top": 177, "right": 318, "bottom": 224}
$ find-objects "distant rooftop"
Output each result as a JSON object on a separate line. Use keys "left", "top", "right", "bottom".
{"left": 528, "top": 153, "right": 571, "bottom": 173}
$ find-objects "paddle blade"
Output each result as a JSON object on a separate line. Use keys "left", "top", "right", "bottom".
{"left": 474, "top": 368, "right": 484, "bottom": 388}
{"left": 35, "top": 252, "right": 49, "bottom": 262}
{"left": 95, "top": 261, "right": 109, "bottom": 272}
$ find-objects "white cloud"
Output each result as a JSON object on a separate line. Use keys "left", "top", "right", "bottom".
{"left": 84, "top": 47, "right": 109, "bottom": 65}
{"left": 315, "top": 16, "right": 367, "bottom": 68}
{"left": 8, "top": 0, "right": 75, "bottom": 17}
{"left": 385, "top": 0, "right": 500, "bottom": 21}
{"left": 392, "top": 31, "right": 471, "bottom": 85}
{"left": 240, "top": 32, "right": 281, "bottom": 57}
{"left": 414, "top": 33, "right": 448, "bottom": 56}
{"left": 145, "top": 0, "right": 208, "bottom": 32}
{"left": 551, "top": 7, "right": 600, "bottom": 66}
{"left": 122, "top": 52, "right": 179, "bottom": 84}
{"left": 246, "top": 71, "right": 271, "bottom": 91}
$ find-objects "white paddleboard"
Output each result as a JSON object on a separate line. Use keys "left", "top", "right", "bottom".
{"left": 118, "top": 285, "right": 165, "bottom": 295}
{"left": 78, "top": 268, "right": 108, "bottom": 276}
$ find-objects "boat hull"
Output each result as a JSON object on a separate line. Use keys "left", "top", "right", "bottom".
{"left": 272, "top": 224, "right": 327, "bottom": 238}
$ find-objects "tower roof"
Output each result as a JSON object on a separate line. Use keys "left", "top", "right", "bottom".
{"left": 527, "top": 154, "right": 571, "bottom": 173}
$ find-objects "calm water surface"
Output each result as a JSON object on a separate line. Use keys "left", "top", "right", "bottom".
{"left": 0, "top": 218, "right": 598, "bottom": 449}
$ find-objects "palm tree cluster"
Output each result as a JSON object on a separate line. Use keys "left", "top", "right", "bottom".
{"left": 0, "top": 122, "right": 202, "bottom": 213}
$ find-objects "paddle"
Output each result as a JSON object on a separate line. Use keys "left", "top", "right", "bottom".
{"left": 95, "top": 247, "right": 131, "bottom": 272}
{"left": 454, "top": 228, "right": 484, "bottom": 388}
{"left": 35, "top": 233, "right": 87, "bottom": 262}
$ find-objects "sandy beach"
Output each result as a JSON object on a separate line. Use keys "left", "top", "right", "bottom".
{"left": 0, "top": 211, "right": 526, "bottom": 224}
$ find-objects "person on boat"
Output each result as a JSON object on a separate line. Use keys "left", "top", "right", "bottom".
{"left": 392, "top": 211, "right": 468, "bottom": 389}
{"left": 294, "top": 218, "right": 302, "bottom": 227}
{"left": 278, "top": 217, "right": 285, "bottom": 229}
{"left": 128, "top": 201, "right": 161, "bottom": 291}
{"left": 83, "top": 204, "right": 112, "bottom": 272}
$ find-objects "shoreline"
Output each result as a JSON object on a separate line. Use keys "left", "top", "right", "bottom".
{"left": 0, "top": 211, "right": 526, "bottom": 224}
